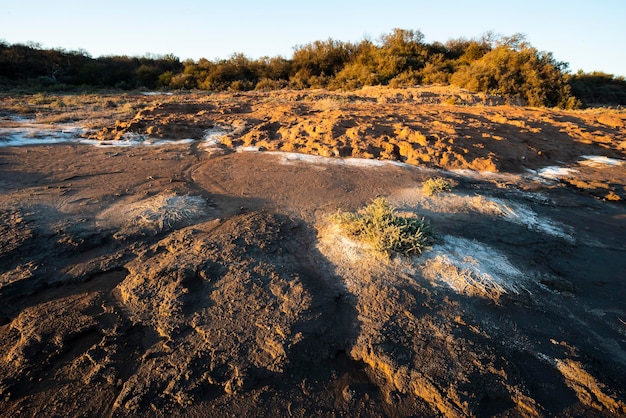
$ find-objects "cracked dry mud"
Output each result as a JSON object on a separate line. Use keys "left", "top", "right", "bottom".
{"left": 0, "top": 87, "right": 625, "bottom": 417}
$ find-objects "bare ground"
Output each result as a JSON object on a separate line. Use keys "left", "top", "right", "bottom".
{"left": 0, "top": 87, "right": 625, "bottom": 417}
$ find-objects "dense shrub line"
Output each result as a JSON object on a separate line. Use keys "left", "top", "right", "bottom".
{"left": 1, "top": 30, "right": 625, "bottom": 107}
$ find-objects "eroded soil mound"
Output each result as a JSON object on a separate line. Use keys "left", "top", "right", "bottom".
{"left": 86, "top": 87, "right": 626, "bottom": 176}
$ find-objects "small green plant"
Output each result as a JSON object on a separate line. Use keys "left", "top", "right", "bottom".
{"left": 422, "top": 177, "right": 453, "bottom": 196}
{"left": 331, "top": 197, "right": 434, "bottom": 257}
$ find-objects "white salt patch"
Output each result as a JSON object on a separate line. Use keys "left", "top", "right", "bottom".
{"left": 537, "top": 166, "right": 577, "bottom": 179}
{"left": 324, "top": 224, "right": 369, "bottom": 264}
{"left": 449, "top": 168, "right": 499, "bottom": 178}
{"left": 486, "top": 197, "right": 575, "bottom": 243}
{"left": 79, "top": 136, "right": 194, "bottom": 147}
{"left": 0, "top": 119, "right": 193, "bottom": 148}
{"left": 237, "top": 146, "right": 263, "bottom": 152}
{"left": 276, "top": 152, "right": 331, "bottom": 164}
{"left": 420, "top": 235, "right": 527, "bottom": 299}
{"left": 0, "top": 123, "right": 85, "bottom": 147}
{"left": 580, "top": 156, "right": 625, "bottom": 167}
{"left": 447, "top": 168, "right": 524, "bottom": 184}
{"left": 344, "top": 158, "right": 405, "bottom": 168}
{"left": 141, "top": 92, "right": 173, "bottom": 96}
{"left": 241, "top": 149, "right": 408, "bottom": 168}
{"left": 201, "top": 128, "right": 228, "bottom": 148}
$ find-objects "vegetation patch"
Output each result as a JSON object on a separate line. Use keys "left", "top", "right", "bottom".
{"left": 4, "top": 31, "right": 625, "bottom": 107}
{"left": 422, "top": 177, "right": 453, "bottom": 196}
{"left": 331, "top": 197, "right": 434, "bottom": 257}
{"left": 98, "top": 193, "right": 208, "bottom": 236}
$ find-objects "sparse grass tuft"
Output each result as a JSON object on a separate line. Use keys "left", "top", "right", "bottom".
{"left": 422, "top": 177, "right": 453, "bottom": 196}
{"left": 126, "top": 194, "right": 207, "bottom": 232}
{"left": 331, "top": 197, "right": 434, "bottom": 257}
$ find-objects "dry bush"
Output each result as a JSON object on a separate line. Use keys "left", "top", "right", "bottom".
{"left": 98, "top": 193, "right": 208, "bottom": 236}
{"left": 125, "top": 194, "right": 206, "bottom": 232}
{"left": 331, "top": 197, "right": 434, "bottom": 257}
{"left": 422, "top": 177, "right": 453, "bottom": 196}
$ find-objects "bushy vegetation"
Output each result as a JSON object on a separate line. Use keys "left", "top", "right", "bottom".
{"left": 0, "top": 41, "right": 182, "bottom": 90}
{"left": 1, "top": 31, "right": 622, "bottom": 107}
{"left": 449, "top": 43, "right": 577, "bottom": 108}
{"left": 331, "top": 197, "right": 434, "bottom": 257}
{"left": 568, "top": 71, "right": 626, "bottom": 107}
{"left": 422, "top": 177, "right": 453, "bottom": 196}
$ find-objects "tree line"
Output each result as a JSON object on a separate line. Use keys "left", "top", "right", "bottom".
{"left": 1, "top": 30, "right": 625, "bottom": 108}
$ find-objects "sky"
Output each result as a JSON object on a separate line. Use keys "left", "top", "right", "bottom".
{"left": 1, "top": 0, "right": 625, "bottom": 77}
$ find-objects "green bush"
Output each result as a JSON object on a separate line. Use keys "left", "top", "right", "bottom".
{"left": 568, "top": 71, "right": 626, "bottom": 106}
{"left": 255, "top": 78, "right": 288, "bottom": 91}
{"left": 422, "top": 177, "right": 453, "bottom": 196}
{"left": 449, "top": 45, "right": 576, "bottom": 108}
{"left": 2, "top": 31, "right": 617, "bottom": 106}
{"left": 331, "top": 197, "right": 434, "bottom": 257}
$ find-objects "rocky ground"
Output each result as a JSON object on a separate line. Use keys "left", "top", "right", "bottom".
{"left": 0, "top": 87, "right": 625, "bottom": 417}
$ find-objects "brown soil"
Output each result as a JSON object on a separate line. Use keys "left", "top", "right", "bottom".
{"left": 0, "top": 86, "right": 625, "bottom": 417}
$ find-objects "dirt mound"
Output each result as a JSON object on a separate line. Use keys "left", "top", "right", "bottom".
{"left": 86, "top": 87, "right": 626, "bottom": 176}
{"left": 112, "top": 213, "right": 349, "bottom": 413}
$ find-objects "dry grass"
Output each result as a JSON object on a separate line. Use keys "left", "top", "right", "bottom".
{"left": 0, "top": 93, "right": 176, "bottom": 128}
{"left": 124, "top": 194, "right": 207, "bottom": 232}
{"left": 421, "top": 177, "right": 453, "bottom": 196}
{"left": 97, "top": 193, "right": 207, "bottom": 235}
{"left": 420, "top": 235, "right": 527, "bottom": 301}
{"left": 310, "top": 96, "right": 349, "bottom": 112}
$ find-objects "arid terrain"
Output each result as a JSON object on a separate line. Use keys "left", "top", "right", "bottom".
{"left": 0, "top": 86, "right": 625, "bottom": 417}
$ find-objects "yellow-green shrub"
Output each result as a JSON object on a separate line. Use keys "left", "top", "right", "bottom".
{"left": 331, "top": 198, "right": 433, "bottom": 257}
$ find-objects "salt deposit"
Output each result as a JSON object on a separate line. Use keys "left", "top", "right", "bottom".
{"left": 486, "top": 197, "right": 575, "bottom": 243}
{"left": 0, "top": 122, "right": 84, "bottom": 147}
{"left": 536, "top": 166, "right": 578, "bottom": 179}
{"left": 420, "top": 235, "right": 528, "bottom": 299}
{"left": 0, "top": 120, "right": 194, "bottom": 148}
{"left": 580, "top": 155, "right": 625, "bottom": 166}
{"left": 80, "top": 136, "right": 194, "bottom": 147}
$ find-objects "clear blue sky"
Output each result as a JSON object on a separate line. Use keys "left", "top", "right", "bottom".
{"left": 2, "top": 0, "right": 624, "bottom": 76}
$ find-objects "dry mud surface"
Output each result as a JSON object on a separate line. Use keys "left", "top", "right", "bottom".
{"left": 0, "top": 87, "right": 625, "bottom": 417}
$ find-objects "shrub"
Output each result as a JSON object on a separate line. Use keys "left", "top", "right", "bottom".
{"left": 389, "top": 70, "right": 422, "bottom": 88}
{"left": 255, "top": 78, "right": 288, "bottom": 91}
{"left": 449, "top": 45, "right": 576, "bottom": 108}
{"left": 422, "top": 177, "right": 453, "bottom": 196}
{"left": 124, "top": 194, "right": 206, "bottom": 233}
{"left": 331, "top": 197, "right": 434, "bottom": 256}
{"left": 329, "top": 62, "right": 381, "bottom": 90}
{"left": 568, "top": 71, "right": 626, "bottom": 107}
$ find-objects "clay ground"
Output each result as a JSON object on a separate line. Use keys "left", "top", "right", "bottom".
{"left": 0, "top": 87, "right": 625, "bottom": 417}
